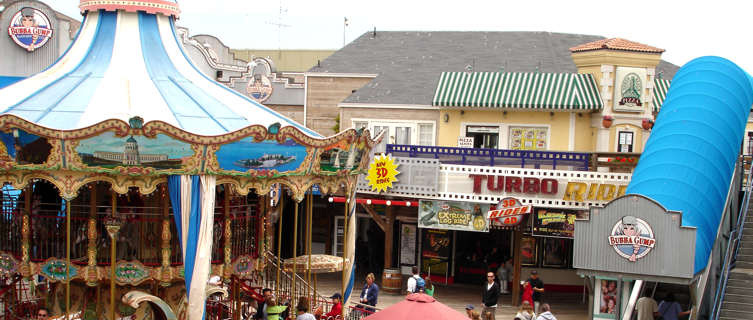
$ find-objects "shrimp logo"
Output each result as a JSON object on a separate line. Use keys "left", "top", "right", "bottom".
{"left": 608, "top": 216, "right": 655, "bottom": 262}
{"left": 7, "top": 7, "right": 53, "bottom": 52}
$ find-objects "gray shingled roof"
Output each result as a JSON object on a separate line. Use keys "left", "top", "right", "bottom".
{"left": 309, "top": 31, "right": 679, "bottom": 105}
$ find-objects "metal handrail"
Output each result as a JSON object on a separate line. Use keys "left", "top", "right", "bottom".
{"left": 263, "top": 251, "right": 331, "bottom": 308}
{"left": 710, "top": 157, "right": 753, "bottom": 320}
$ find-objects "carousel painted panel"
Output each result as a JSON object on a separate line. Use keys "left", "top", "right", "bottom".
{"left": 70, "top": 130, "right": 198, "bottom": 175}
{"left": 0, "top": 128, "right": 60, "bottom": 169}
{"left": 212, "top": 136, "right": 311, "bottom": 176}
{"left": 36, "top": 258, "right": 79, "bottom": 282}
{"left": 114, "top": 260, "right": 150, "bottom": 286}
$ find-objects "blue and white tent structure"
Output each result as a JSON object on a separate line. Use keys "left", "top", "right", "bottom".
{"left": 0, "top": 1, "right": 378, "bottom": 319}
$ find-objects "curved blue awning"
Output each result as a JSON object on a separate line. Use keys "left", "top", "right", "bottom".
{"left": 626, "top": 56, "right": 753, "bottom": 274}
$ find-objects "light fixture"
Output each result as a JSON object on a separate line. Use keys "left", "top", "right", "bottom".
{"left": 460, "top": 110, "right": 465, "bottom": 116}
{"left": 443, "top": 113, "right": 449, "bottom": 123}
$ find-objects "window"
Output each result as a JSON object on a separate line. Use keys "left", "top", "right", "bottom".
{"left": 418, "top": 124, "right": 433, "bottom": 146}
{"left": 509, "top": 127, "right": 547, "bottom": 150}
{"left": 353, "top": 121, "right": 368, "bottom": 130}
{"left": 351, "top": 119, "right": 435, "bottom": 146}
{"left": 618, "top": 131, "right": 634, "bottom": 152}
{"left": 394, "top": 126, "right": 412, "bottom": 145}
{"left": 466, "top": 125, "right": 499, "bottom": 149}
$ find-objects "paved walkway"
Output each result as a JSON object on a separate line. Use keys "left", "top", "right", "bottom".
{"left": 313, "top": 273, "right": 589, "bottom": 320}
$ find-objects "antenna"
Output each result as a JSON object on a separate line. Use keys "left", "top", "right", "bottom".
{"left": 265, "top": 0, "right": 290, "bottom": 57}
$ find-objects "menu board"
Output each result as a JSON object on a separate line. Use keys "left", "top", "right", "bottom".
{"left": 400, "top": 223, "right": 417, "bottom": 265}
{"left": 531, "top": 209, "right": 579, "bottom": 238}
{"left": 509, "top": 127, "right": 547, "bottom": 150}
{"left": 419, "top": 200, "right": 491, "bottom": 232}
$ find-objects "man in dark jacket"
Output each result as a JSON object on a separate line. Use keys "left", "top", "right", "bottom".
{"left": 253, "top": 288, "right": 273, "bottom": 319}
{"left": 482, "top": 271, "right": 500, "bottom": 320}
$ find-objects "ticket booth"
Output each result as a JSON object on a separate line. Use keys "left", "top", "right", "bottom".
{"left": 574, "top": 195, "right": 698, "bottom": 319}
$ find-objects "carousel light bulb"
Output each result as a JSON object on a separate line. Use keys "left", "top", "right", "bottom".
{"left": 366, "top": 199, "right": 371, "bottom": 205}
{"left": 406, "top": 201, "right": 411, "bottom": 207}
{"left": 385, "top": 200, "right": 391, "bottom": 206}
{"left": 328, "top": 197, "right": 333, "bottom": 203}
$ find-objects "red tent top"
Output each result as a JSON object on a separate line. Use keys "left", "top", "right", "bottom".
{"left": 363, "top": 293, "right": 469, "bottom": 320}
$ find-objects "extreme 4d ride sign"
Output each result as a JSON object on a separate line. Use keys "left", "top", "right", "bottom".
{"left": 7, "top": 7, "right": 53, "bottom": 52}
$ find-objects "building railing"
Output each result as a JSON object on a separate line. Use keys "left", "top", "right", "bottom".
{"left": 386, "top": 144, "right": 638, "bottom": 171}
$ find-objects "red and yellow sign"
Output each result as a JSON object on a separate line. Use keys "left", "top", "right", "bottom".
{"left": 487, "top": 197, "right": 531, "bottom": 226}
{"left": 365, "top": 154, "right": 399, "bottom": 193}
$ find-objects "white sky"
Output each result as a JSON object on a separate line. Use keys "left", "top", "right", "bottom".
{"left": 50, "top": 0, "right": 753, "bottom": 73}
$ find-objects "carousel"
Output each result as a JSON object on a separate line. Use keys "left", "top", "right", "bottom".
{"left": 0, "top": 1, "right": 378, "bottom": 319}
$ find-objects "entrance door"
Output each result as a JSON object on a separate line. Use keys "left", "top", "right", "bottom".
{"left": 466, "top": 125, "right": 499, "bottom": 149}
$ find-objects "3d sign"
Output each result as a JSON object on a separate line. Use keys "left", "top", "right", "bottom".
{"left": 487, "top": 197, "right": 530, "bottom": 226}
{"left": 7, "top": 7, "right": 53, "bottom": 52}
{"left": 365, "top": 154, "right": 399, "bottom": 193}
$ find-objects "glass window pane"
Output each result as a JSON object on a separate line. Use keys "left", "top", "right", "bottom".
{"left": 395, "top": 127, "right": 411, "bottom": 145}
{"left": 354, "top": 121, "right": 368, "bottom": 130}
{"left": 418, "top": 124, "right": 433, "bottom": 146}
{"left": 509, "top": 127, "right": 547, "bottom": 150}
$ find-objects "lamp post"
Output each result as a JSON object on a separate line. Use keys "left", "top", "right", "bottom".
{"left": 105, "top": 216, "right": 122, "bottom": 320}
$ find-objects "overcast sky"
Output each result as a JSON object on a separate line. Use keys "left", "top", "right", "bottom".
{"left": 49, "top": 0, "right": 753, "bottom": 73}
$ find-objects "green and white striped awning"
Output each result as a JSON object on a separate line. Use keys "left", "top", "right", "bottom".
{"left": 432, "top": 72, "right": 603, "bottom": 110}
{"left": 653, "top": 78, "right": 671, "bottom": 112}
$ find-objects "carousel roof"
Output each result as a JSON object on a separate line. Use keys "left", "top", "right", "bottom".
{"left": 0, "top": 1, "right": 319, "bottom": 137}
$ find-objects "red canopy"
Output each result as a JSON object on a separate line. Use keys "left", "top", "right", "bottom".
{"left": 363, "top": 293, "right": 469, "bottom": 320}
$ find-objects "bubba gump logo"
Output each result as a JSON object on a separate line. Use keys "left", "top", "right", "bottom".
{"left": 608, "top": 216, "right": 655, "bottom": 262}
{"left": 8, "top": 7, "right": 53, "bottom": 52}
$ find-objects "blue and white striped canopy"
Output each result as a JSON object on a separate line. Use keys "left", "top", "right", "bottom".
{"left": 0, "top": 9, "right": 318, "bottom": 137}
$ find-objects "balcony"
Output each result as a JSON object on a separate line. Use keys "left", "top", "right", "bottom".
{"left": 386, "top": 144, "right": 593, "bottom": 171}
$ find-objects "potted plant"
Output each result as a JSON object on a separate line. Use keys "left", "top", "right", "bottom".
{"left": 602, "top": 115, "right": 614, "bottom": 128}
{"left": 642, "top": 118, "right": 654, "bottom": 130}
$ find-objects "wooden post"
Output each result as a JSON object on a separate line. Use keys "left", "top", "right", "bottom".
{"left": 384, "top": 205, "right": 395, "bottom": 269}
{"left": 292, "top": 199, "right": 299, "bottom": 302}
{"left": 511, "top": 228, "right": 522, "bottom": 307}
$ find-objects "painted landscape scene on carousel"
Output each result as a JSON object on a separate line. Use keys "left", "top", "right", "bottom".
{"left": 0, "top": 129, "right": 52, "bottom": 164}
{"left": 216, "top": 137, "right": 307, "bottom": 173}
{"left": 318, "top": 140, "right": 365, "bottom": 172}
{"left": 75, "top": 131, "right": 193, "bottom": 170}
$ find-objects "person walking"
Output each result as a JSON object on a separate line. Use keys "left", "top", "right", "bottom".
{"left": 634, "top": 292, "right": 659, "bottom": 320}
{"left": 481, "top": 271, "right": 500, "bottom": 320}
{"left": 497, "top": 259, "right": 511, "bottom": 294}
{"left": 534, "top": 304, "right": 557, "bottom": 320}
{"left": 526, "top": 271, "right": 545, "bottom": 314}
{"left": 514, "top": 301, "right": 535, "bottom": 320}
{"left": 657, "top": 293, "right": 690, "bottom": 320}
{"left": 360, "top": 273, "right": 379, "bottom": 313}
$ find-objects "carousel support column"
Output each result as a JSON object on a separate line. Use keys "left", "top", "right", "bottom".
{"left": 161, "top": 185, "right": 171, "bottom": 286}
{"left": 87, "top": 185, "right": 98, "bottom": 285}
{"left": 108, "top": 191, "right": 120, "bottom": 320}
{"left": 65, "top": 198, "right": 72, "bottom": 318}
{"left": 292, "top": 198, "right": 299, "bottom": 302}
{"left": 21, "top": 184, "right": 31, "bottom": 278}
{"left": 223, "top": 184, "right": 231, "bottom": 280}
{"left": 276, "top": 197, "right": 284, "bottom": 295}
{"left": 511, "top": 228, "right": 522, "bottom": 307}
{"left": 341, "top": 194, "right": 349, "bottom": 317}
{"left": 306, "top": 191, "right": 312, "bottom": 300}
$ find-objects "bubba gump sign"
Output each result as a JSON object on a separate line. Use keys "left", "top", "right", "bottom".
{"left": 468, "top": 174, "right": 628, "bottom": 202}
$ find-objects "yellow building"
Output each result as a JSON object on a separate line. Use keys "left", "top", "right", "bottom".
{"left": 435, "top": 38, "right": 671, "bottom": 155}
